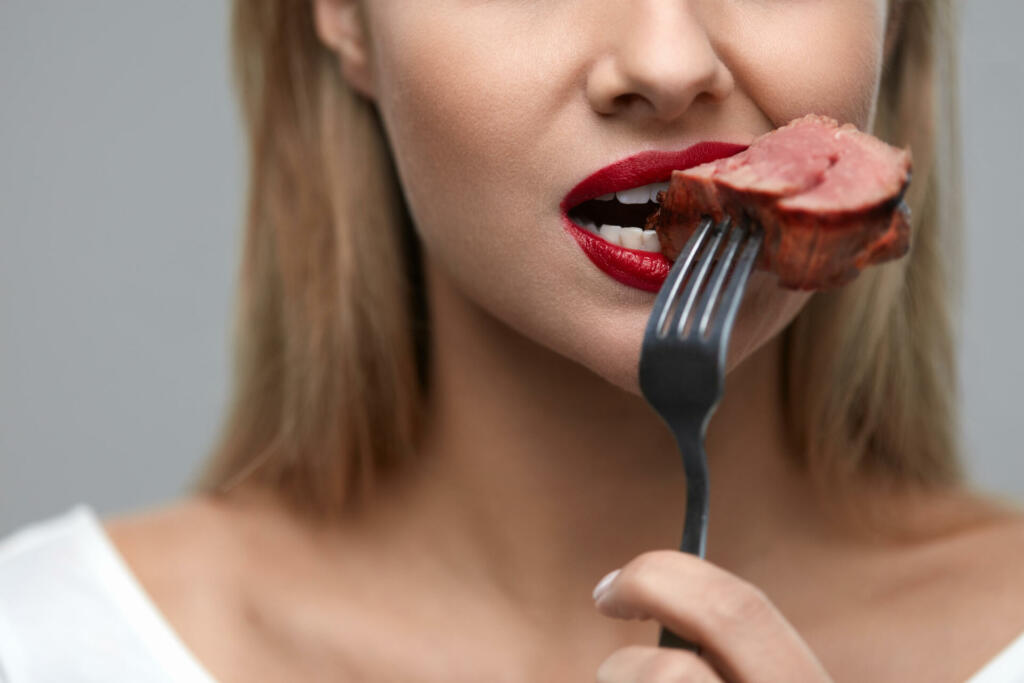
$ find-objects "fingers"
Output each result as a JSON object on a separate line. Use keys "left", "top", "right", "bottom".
{"left": 594, "top": 551, "right": 831, "bottom": 682}
{"left": 597, "top": 645, "right": 720, "bottom": 683}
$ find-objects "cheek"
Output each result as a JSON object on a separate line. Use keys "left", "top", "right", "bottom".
{"left": 365, "top": 5, "right": 585, "bottom": 341}
{"left": 366, "top": 6, "right": 558, "bottom": 248}
{"left": 715, "top": 1, "right": 886, "bottom": 129}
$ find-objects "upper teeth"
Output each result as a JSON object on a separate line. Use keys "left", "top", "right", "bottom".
{"left": 596, "top": 181, "right": 670, "bottom": 205}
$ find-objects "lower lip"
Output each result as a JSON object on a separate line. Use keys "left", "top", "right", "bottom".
{"left": 561, "top": 218, "right": 669, "bottom": 292}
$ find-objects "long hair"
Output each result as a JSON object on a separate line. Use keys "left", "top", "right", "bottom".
{"left": 193, "top": 0, "right": 964, "bottom": 523}
{"left": 783, "top": 0, "right": 964, "bottom": 504}
{"left": 193, "top": 1, "right": 424, "bottom": 518}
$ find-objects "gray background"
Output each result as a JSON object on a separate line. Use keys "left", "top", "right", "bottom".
{"left": 1, "top": 2, "right": 1022, "bottom": 536}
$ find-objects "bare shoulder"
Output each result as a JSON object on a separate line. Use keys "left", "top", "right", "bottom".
{"left": 925, "top": 493, "right": 1024, "bottom": 595}
{"left": 101, "top": 489, "right": 307, "bottom": 595}
{"left": 912, "top": 499, "right": 1024, "bottom": 679}
{"left": 102, "top": 494, "right": 243, "bottom": 591}
{"left": 823, "top": 492, "right": 1024, "bottom": 682}
{"left": 946, "top": 497, "right": 1024, "bottom": 615}
{"left": 99, "top": 490, "right": 373, "bottom": 682}
{"left": 102, "top": 495, "right": 256, "bottom": 679}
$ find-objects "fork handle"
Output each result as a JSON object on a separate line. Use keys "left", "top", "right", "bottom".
{"left": 675, "top": 436, "right": 708, "bottom": 557}
{"left": 657, "top": 429, "right": 710, "bottom": 651}
{"left": 674, "top": 428, "right": 709, "bottom": 558}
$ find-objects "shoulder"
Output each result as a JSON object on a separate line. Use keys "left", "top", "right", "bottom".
{"left": 100, "top": 489, "right": 309, "bottom": 612}
{"left": 100, "top": 496, "right": 251, "bottom": 662}
{"left": 919, "top": 505, "right": 1024, "bottom": 681}
{"left": 910, "top": 494, "right": 1024, "bottom": 604}
{"left": 101, "top": 495, "right": 242, "bottom": 593}
{"left": 831, "top": 492, "right": 1024, "bottom": 681}
{"left": 100, "top": 491, "right": 351, "bottom": 681}
{"left": 941, "top": 500, "right": 1024, "bottom": 632}
{"left": 0, "top": 501, "right": 238, "bottom": 682}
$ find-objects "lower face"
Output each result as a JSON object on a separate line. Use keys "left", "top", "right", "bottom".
{"left": 358, "top": 0, "right": 887, "bottom": 393}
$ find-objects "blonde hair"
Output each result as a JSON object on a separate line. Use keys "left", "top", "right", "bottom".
{"left": 784, "top": 0, "right": 964, "bottom": 499}
{"left": 193, "top": 0, "right": 965, "bottom": 522}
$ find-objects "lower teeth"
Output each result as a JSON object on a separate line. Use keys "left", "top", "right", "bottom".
{"left": 579, "top": 220, "right": 660, "bottom": 252}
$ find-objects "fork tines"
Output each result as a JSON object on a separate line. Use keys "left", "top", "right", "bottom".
{"left": 650, "top": 216, "right": 764, "bottom": 345}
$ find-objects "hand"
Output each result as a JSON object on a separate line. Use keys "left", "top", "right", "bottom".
{"left": 593, "top": 550, "right": 832, "bottom": 682}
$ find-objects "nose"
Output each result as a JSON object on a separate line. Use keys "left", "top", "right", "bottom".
{"left": 585, "top": 1, "right": 734, "bottom": 124}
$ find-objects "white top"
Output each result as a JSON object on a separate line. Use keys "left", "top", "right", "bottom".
{"left": 0, "top": 506, "right": 1022, "bottom": 682}
{"left": 0, "top": 505, "right": 218, "bottom": 683}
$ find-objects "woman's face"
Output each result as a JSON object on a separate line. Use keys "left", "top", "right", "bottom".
{"left": 317, "top": 0, "right": 889, "bottom": 392}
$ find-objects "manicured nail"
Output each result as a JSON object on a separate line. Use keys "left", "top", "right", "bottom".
{"left": 592, "top": 568, "right": 621, "bottom": 602}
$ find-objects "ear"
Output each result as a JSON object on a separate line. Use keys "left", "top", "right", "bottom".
{"left": 313, "top": 0, "right": 376, "bottom": 100}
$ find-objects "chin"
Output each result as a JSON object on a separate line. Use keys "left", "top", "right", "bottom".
{"left": 570, "top": 270, "right": 813, "bottom": 397}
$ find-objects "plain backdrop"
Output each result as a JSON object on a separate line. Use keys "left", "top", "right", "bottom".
{"left": 2, "top": 2, "right": 1023, "bottom": 536}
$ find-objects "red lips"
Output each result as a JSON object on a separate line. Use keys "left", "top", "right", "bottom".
{"left": 561, "top": 141, "right": 748, "bottom": 292}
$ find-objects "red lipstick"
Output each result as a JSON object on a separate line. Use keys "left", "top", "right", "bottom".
{"left": 561, "top": 141, "right": 748, "bottom": 292}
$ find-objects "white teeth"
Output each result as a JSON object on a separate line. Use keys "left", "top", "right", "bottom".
{"left": 649, "top": 182, "right": 670, "bottom": 203}
{"left": 598, "top": 224, "right": 622, "bottom": 245}
{"left": 583, "top": 223, "right": 661, "bottom": 253}
{"left": 580, "top": 218, "right": 598, "bottom": 233}
{"left": 617, "top": 181, "right": 672, "bottom": 205}
{"left": 642, "top": 229, "right": 660, "bottom": 252}
{"left": 620, "top": 227, "right": 643, "bottom": 249}
{"left": 593, "top": 182, "right": 669, "bottom": 204}
{"left": 616, "top": 185, "right": 653, "bottom": 204}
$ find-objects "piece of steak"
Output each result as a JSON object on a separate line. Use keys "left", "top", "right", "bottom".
{"left": 647, "top": 114, "right": 912, "bottom": 289}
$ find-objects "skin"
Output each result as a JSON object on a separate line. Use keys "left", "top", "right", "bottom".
{"left": 100, "top": 1, "right": 1024, "bottom": 681}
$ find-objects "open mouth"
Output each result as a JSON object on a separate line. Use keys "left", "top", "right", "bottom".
{"left": 561, "top": 142, "right": 750, "bottom": 291}
{"left": 566, "top": 181, "right": 669, "bottom": 253}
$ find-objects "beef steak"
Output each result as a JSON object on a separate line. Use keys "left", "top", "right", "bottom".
{"left": 647, "top": 114, "right": 912, "bottom": 289}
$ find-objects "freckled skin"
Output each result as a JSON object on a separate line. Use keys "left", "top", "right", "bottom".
{"left": 354, "top": 0, "right": 886, "bottom": 391}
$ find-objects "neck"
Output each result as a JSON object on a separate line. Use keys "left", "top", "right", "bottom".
{"left": 353, "top": 262, "right": 850, "bottom": 625}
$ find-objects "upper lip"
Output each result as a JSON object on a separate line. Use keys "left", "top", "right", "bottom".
{"left": 560, "top": 141, "right": 750, "bottom": 212}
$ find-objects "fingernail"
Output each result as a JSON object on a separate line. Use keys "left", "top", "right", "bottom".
{"left": 592, "top": 568, "right": 621, "bottom": 602}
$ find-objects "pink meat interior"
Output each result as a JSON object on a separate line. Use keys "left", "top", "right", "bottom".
{"left": 680, "top": 117, "right": 910, "bottom": 213}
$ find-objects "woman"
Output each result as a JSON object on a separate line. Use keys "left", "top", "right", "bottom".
{"left": 2, "top": 0, "right": 1023, "bottom": 680}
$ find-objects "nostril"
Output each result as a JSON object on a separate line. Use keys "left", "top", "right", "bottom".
{"left": 612, "top": 93, "right": 645, "bottom": 110}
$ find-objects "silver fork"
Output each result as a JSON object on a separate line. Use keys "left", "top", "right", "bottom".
{"left": 638, "top": 215, "right": 764, "bottom": 650}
